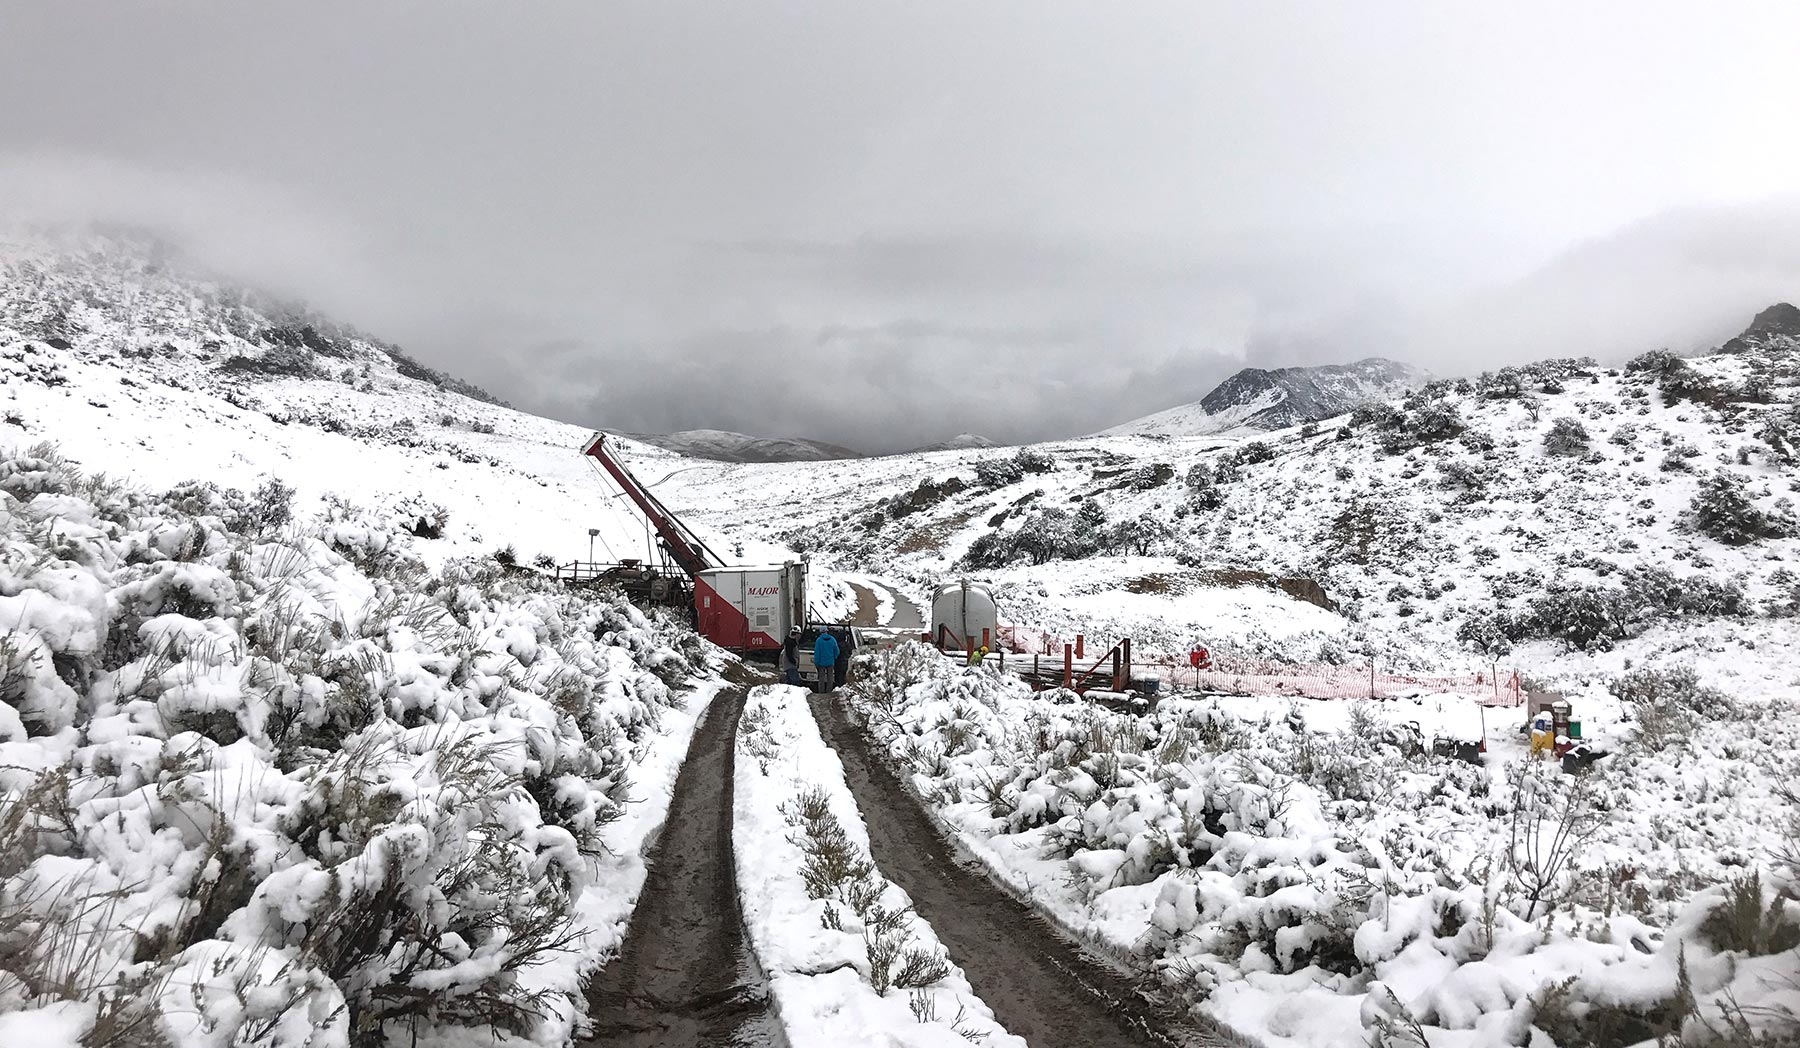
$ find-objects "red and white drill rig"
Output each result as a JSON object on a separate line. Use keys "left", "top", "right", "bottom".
{"left": 573, "top": 434, "right": 806, "bottom": 654}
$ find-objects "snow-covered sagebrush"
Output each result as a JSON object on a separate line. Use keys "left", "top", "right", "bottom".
{"left": 0, "top": 444, "right": 699, "bottom": 1047}
{"left": 849, "top": 644, "right": 1800, "bottom": 1047}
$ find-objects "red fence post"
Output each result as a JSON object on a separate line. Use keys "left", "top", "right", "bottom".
{"left": 1076, "top": 634, "right": 1084, "bottom": 659}
{"left": 1063, "top": 644, "right": 1073, "bottom": 688}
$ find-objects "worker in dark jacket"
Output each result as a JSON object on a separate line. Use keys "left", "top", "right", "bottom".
{"left": 780, "top": 628, "right": 801, "bottom": 687}
{"left": 812, "top": 629, "right": 840, "bottom": 693}
{"left": 832, "top": 629, "right": 853, "bottom": 690}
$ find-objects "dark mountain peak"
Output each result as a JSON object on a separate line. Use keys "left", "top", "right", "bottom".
{"left": 1106, "top": 357, "right": 1428, "bottom": 436}
{"left": 1745, "top": 302, "right": 1800, "bottom": 339}
{"left": 1197, "top": 358, "right": 1427, "bottom": 419}
{"left": 1721, "top": 302, "right": 1800, "bottom": 354}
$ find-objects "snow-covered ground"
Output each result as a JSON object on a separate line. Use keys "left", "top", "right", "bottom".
{"left": 0, "top": 441, "right": 718, "bottom": 1046}
{"left": 844, "top": 645, "right": 1800, "bottom": 1047}
{"left": 4, "top": 229, "right": 1797, "bottom": 1046}
{"left": 734, "top": 685, "right": 1024, "bottom": 1047}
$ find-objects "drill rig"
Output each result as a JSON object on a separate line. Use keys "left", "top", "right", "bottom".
{"left": 576, "top": 434, "right": 806, "bottom": 654}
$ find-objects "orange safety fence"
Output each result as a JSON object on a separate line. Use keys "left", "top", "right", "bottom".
{"left": 1137, "top": 654, "right": 1524, "bottom": 706}
{"left": 925, "top": 626, "right": 1525, "bottom": 706}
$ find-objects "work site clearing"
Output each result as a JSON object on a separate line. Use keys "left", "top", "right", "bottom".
{"left": 2, "top": 231, "right": 1798, "bottom": 1048}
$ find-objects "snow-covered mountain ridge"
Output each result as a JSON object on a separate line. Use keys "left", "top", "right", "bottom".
{"left": 620, "top": 427, "right": 862, "bottom": 463}
{"left": 1, "top": 227, "right": 502, "bottom": 407}
{"left": 664, "top": 310, "right": 1799, "bottom": 690}
{"left": 1104, "top": 356, "right": 1431, "bottom": 436}
{"left": 621, "top": 428, "right": 1001, "bottom": 462}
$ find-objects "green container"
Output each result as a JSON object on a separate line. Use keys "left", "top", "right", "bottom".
{"left": 1568, "top": 720, "right": 1582, "bottom": 739}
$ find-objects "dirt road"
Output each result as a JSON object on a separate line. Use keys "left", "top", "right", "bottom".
{"left": 808, "top": 695, "right": 1236, "bottom": 1048}
{"left": 583, "top": 671, "right": 782, "bottom": 1047}
{"left": 845, "top": 578, "right": 925, "bottom": 630}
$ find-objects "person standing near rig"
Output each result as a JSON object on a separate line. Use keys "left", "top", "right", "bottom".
{"left": 811, "top": 629, "right": 840, "bottom": 693}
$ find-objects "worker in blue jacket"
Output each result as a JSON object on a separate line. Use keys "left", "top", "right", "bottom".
{"left": 812, "top": 629, "right": 840, "bottom": 693}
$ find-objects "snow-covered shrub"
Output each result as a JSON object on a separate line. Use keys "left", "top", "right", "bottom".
{"left": 1012, "top": 446, "right": 1054, "bottom": 474}
{"left": 1233, "top": 442, "right": 1274, "bottom": 466}
{"left": 1351, "top": 401, "right": 1402, "bottom": 428}
{"left": 1543, "top": 416, "right": 1591, "bottom": 456}
{"left": 1323, "top": 493, "right": 1418, "bottom": 568}
{"left": 1625, "top": 347, "right": 1685, "bottom": 377}
{"left": 1688, "top": 469, "right": 1797, "bottom": 546}
{"left": 1353, "top": 396, "right": 1467, "bottom": 454}
{"left": 1128, "top": 462, "right": 1175, "bottom": 490}
{"left": 1437, "top": 459, "right": 1486, "bottom": 493}
{"left": 1535, "top": 583, "right": 1634, "bottom": 649}
{"left": 219, "top": 345, "right": 323, "bottom": 380}
{"left": 1103, "top": 513, "right": 1175, "bottom": 556}
{"left": 1756, "top": 403, "right": 1800, "bottom": 465}
{"left": 782, "top": 786, "right": 952, "bottom": 994}
{"left": 958, "top": 503, "right": 1104, "bottom": 569}
{"left": 972, "top": 456, "right": 1023, "bottom": 489}
{"left": 393, "top": 495, "right": 448, "bottom": 539}
{"left": 1504, "top": 759, "right": 1603, "bottom": 918}
{"left": 1454, "top": 610, "right": 1514, "bottom": 662}
{"left": 1622, "top": 564, "right": 1748, "bottom": 620}
{"left": 245, "top": 476, "right": 296, "bottom": 534}
{"left": 0, "top": 444, "right": 696, "bottom": 1046}
{"left": 1661, "top": 365, "right": 1731, "bottom": 407}
{"left": 1697, "top": 870, "right": 1800, "bottom": 956}
{"left": 860, "top": 642, "right": 955, "bottom": 718}
{"left": 1608, "top": 665, "right": 1730, "bottom": 750}
{"left": 1183, "top": 461, "right": 1223, "bottom": 510}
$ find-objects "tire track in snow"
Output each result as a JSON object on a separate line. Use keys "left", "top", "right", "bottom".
{"left": 808, "top": 695, "right": 1237, "bottom": 1048}
{"left": 582, "top": 665, "right": 784, "bottom": 1047}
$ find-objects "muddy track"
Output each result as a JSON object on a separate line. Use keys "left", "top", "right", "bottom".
{"left": 846, "top": 579, "right": 925, "bottom": 630}
{"left": 809, "top": 694, "right": 1235, "bottom": 1048}
{"left": 583, "top": 668, "right": 782, "bottom": 1047}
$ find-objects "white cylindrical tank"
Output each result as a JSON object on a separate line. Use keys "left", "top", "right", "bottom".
{"left": 931, "top": 579, "right": 998, "bottom": 651}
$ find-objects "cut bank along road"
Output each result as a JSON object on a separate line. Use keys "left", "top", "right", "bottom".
{"left": 582, "top": 665, "right": 782, "bottom": 1047}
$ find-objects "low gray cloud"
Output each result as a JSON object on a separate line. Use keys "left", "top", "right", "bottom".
{"left": 4, "top": 3, "right": 1800, "bottom": 451}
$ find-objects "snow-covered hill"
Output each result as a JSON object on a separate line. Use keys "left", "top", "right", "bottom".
{"left": 0, "top": 230, "right": 750, "bottom": 1047}
{"left": 5, "top": 227, "right": 1799, "bottom": 1048}
{"left": 654, "top": 311, "right": 1800, "bottom": 1048}
{"left": 8, "top": 224, "right": 1794, "bottom": 760}
{"left": 0, "top": 228, "right": 729, "bottom": 574}
{"left": 659, "top": 314, "right": 1798, "bottom": 697}
{"left": 1103, "top": 356, "right": 1430, "bottom": 436}
{"left": 900, "top": 432, "right": 998, "bottom": 455}
{"left": 620, "top": 427, "right": 862, "bottom": 463}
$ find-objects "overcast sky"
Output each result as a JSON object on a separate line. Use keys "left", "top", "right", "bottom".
{"left": 5, "top": 3, "right": 1800, "bottom": 451}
